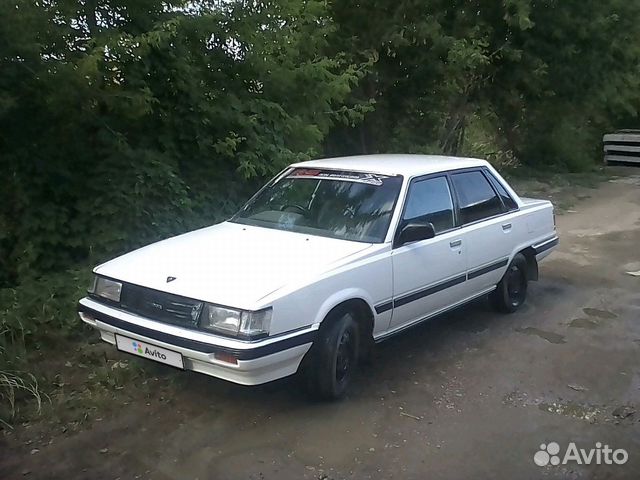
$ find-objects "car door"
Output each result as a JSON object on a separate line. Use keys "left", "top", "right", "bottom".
{"left": 449, "top": 169, "right": 515, "bottom": 294}
{"left": 389, "top": 175, "right": 467, "bottom": 331}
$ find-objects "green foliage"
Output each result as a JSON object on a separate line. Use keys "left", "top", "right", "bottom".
{"left": 0, "top": 269, "right": 92, "bottom": 361}
{"left": 0, "top": 0, "right": 364, "bottom": 284}
{"left": 0, "top": 268, "right": 91, "bottom": 423}
{"left": 488, "top": 0, "right": 640, "bottom": 171}
{"left": 326, "top": 0, "right": 640, "bottom": 168}
{"left": 4, "top": 0, "right": 638, "bottom": 283}
{"left": 1, "top": 0, "right": 640, "bottom": 423}
{"left": 0, "top": 0, "right": 366, "bottom": 421}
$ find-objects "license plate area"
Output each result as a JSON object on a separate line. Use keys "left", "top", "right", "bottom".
{"left": 115, "top": 334, "right": 184, "bottom": 369}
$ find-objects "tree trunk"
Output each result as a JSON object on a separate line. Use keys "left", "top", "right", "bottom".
{"left": 440, "top": 111, "right": 467, "bottom": 156}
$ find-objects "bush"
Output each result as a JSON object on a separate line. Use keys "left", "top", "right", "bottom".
{"left": 0, "top": 269, "right": 92, "bottom": 357}
{"left": 0, "top": 268, "right": 92, "bottom": 422}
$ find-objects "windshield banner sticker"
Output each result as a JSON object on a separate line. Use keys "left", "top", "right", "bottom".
{"left": 288, "top": 169, "right": 389, "bottom": 186}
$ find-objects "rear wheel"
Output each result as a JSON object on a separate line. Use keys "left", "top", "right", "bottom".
{"left": 303, "top": 311, "right": 359, "bottom": 400}
{"left": 490, "top": 253, "right": 528, "bottom": 313}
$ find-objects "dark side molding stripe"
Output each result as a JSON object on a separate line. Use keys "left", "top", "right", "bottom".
{"left": 467, "top": 258, "right": 509, "bottom": 280}
{"left": 78, "top": 304, "right": 315, "bottom": 360}
{"left": 393, "top": 274, "right": 467, "bottom": 308}
{"left": 373, "top": 253, "right": 530, "bottom": 313}
{"left": 374, "top": 235, "right": 560, "bottom": 315}
{"left": 374, "top": 301, "right": 393, "bottom": 314}
{"left": 533, "top": 236, "right": 559, "bottom": 255}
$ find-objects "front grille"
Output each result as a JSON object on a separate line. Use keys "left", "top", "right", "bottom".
{"left": 119, "top": 283, "right": 203, "bottom": 329}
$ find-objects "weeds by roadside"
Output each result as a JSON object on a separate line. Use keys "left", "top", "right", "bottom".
{"left": 0, "top": 268, "right": 91, "bottom": 426}
{"left": 2, "top": 331, "right": 176, "bottom": 438}
{"left": 0, "top": 264, "right": 181, "bottom": 435}
{"left": 0, "top": 371, "right": 45, "bottom": 428}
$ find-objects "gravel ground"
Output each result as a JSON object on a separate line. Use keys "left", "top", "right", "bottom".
{"left": 2, "top": 168, "right": 639, "bottom": 480}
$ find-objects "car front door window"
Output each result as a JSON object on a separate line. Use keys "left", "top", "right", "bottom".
{"left": 401, "top": 176, "right": 455, "bottom": 234}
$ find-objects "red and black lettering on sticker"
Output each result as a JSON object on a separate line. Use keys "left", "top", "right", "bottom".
{"left": 290, "top": 168, "right": 321, "bottom": 177}
{"left": 287, "top": 168, "right": 388, "bottom": 186}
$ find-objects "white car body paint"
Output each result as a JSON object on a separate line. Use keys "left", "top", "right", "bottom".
{"left": 78, "top": 155, "right": 558, "bottom": 385}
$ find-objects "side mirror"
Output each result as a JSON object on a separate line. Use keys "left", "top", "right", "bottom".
{"left": 397, "top": 221, "right": 436, "bottom": 247}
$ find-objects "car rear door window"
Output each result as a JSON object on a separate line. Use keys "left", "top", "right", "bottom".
{"left": 403, "top": 176, "right": 455, "bottom": 233}
{"left": 451, "top": 171, "right": 504, "bottom": 224}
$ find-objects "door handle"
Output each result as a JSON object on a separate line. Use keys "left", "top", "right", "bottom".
{"left": 502, "top": 223, "right": 512, "bottom": 231}
{"left": 449, "top": 239, "right": 462, "bottom": 248}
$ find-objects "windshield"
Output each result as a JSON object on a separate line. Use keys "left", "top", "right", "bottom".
{"left": 230, "top": 168, "right": 403, "bottom": 243}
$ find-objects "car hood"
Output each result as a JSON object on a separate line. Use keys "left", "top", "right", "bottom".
{"left": 94, "top": 222, "right": 373, "bottom": 309}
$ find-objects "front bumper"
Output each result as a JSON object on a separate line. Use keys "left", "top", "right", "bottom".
{"left": 78, "top": 297, "right": 316, "bottom": 385}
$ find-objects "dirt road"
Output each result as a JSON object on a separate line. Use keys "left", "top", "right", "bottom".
{"left": 3, "top": 170, "right": 640, "bottom": 479}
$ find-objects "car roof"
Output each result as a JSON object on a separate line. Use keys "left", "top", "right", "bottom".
{"left": 290, "top": 154, "right": 490, "bottom": 177}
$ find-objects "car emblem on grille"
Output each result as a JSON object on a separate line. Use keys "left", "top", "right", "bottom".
{"left": 150, "top": 301, "right": 163, "bottom": 310}
{"left": 166, "top": 276, "right": 176, "bottom": 283}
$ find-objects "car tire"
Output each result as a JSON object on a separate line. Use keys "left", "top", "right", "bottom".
{"left": 490, "top": 253, "right": 528, "bottom": 313}
{"left": 303, "top": 310, "right": 360, "bottom": 400}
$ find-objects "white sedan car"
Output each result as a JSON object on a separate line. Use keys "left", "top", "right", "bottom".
{"left": 78, "top": 155, "right": 558, "bottom": 398}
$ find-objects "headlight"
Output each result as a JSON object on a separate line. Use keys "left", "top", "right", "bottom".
{"left": 92, "top": 276, "right": 122, "bottom": 303}
{"left": 200, "top": 305, "right": 272, "bottom": 339}
{"left": 201, "top": 306, "right": 242, "bottom": 335}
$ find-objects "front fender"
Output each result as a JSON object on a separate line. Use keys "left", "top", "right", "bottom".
{"left": 311, "top": 288, "right": 377, "bottom": 327}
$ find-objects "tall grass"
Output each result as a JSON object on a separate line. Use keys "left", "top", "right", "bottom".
{"left": 0, "top": 370, "right": 45, "bottom": 427}
{"left": 0, "top": 268, "right": 90, "bottom": 425}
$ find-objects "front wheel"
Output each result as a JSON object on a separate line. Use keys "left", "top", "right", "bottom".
{"left": 490, "top": 253, "right": 528, "bottom": 313}
{"left": 303, "top": 311, "right": 359, "bottom": 400}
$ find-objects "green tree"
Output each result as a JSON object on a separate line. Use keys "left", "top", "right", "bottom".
{"left": 325, "top": 0, "right": 640, "bottom": 169}
{"left": 492, "top": 0, "right": 640, "bottom": 170}
{"left": 0, "top": 0, "right": 364, "bottom": 284}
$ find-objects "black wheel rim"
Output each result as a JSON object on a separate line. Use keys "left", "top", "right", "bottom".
{"left": 506, "top": 265, "right": 526, "bottom": 307}
{"left": 335, "top": 328, "right": 355, "bottom": 383}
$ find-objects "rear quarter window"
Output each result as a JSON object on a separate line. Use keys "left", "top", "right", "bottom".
{"left": 485, "top": 171, "right": 518, "bottom": 211}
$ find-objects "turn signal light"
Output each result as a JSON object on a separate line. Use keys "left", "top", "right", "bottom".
{"left": 214, "top": 352, "right": 238, "bottom": 365}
